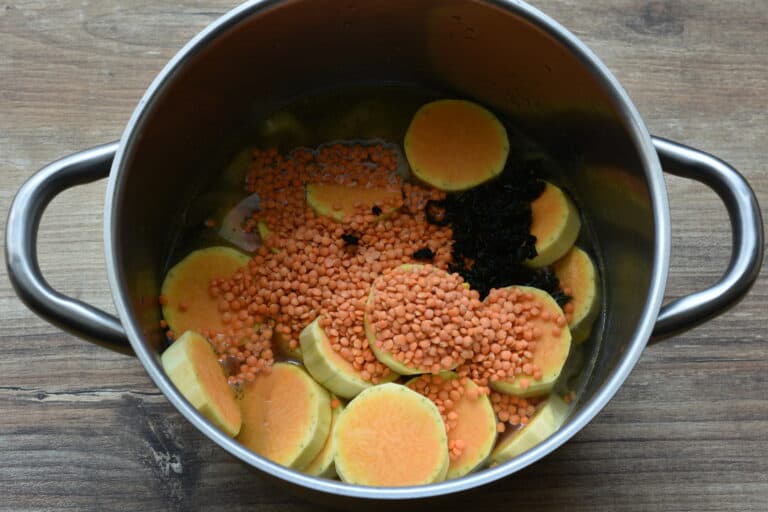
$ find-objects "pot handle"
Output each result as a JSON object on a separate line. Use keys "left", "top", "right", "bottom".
{"left": 5, "top": 142, "right": 132, "bottom": 354}
{"left": 651, "top": 136, "right": 764, "bottom": 340}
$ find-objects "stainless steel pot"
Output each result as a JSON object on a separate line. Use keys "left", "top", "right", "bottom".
{"left": 5, "top": 0, "right": 763, "bottom": 504}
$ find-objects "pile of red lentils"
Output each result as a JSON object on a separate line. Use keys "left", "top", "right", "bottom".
{"left": 209, "top": 143, "right": 451, "bottom": 384}
{"left": 179, "top": 141, "right": 570, "bottom": 435}
{"left": 489, "top": 391, "right": 539, "bottom": 433}
{"left": 367, "top": 265, "right": 477, "bottom": 375}
{"left": 367, "top": 268, "right": 567, "bottom": 392}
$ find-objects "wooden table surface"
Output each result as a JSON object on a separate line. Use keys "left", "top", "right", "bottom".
{"left": 1, "top": 1, "right": 766, "bottom": 511}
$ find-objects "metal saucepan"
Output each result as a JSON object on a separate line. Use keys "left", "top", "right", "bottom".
{"left": 5, "top": 0, "right": 763, "bottom": 505}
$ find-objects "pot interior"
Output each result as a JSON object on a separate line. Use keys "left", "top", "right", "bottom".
{"left": 109, "top": 0, "right": 660, "bottom": 494}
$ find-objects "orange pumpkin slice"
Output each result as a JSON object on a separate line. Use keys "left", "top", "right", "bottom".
{"left": 300, "top": 317, "right": 398, "bottom": 399}
{"left": 161, "top": 247, "right": 251, "bottom": 335}
{"left": 488, "top": 394, "right": 569, "bottom": 466}
{"left": 161, "top": 331, "right": 241, "bottom": 437}
{"left": 334, "top": 383, "right": 449, "bottom": 486}
{"left": 404, "top": 99, "right": 509, "bottom": 191}
{"left": 304, "top": 397, "right": 345, "bottom": 478}
{"left": 445, "top": 377, "right": 497, "bottom": 478}
{"left": 489, "top": 286, "right": 572, "bottom": 397}
{"left": 553, "top": 247, "right": 600, "bottom": 343}
{"left": 237, "top": 363, "right": 331, "bottom": 470}
{"left": 527, "top": 182, "right": 581, "bottom": 267}
{"left": 306, "top": 183, "right": 402, "bottom": 223}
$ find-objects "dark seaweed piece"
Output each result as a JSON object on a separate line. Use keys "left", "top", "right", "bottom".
{"left": 371, "top": 205, "right": 383, "bottom": 216}
{"left": 412, "top": 247, "right": 435, "bottom": 261}
{"left": 425, "top": 199, "right": 449, "bottom": 226}
{"left": 436, "top": 151, "right": 570, "bottom": 304}
{"left": 450, "top": 261, "right": 571, "bottom": 307}
{"left": 341, "top": 233, "right": 359, "bottom": 245}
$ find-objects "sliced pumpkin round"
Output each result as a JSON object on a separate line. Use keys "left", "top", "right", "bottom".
{"left": 306, "top": 183, "right": 402, "bottom": 223}
{"left": 160, "top": 331, "right": 241, "bottom": 437}
{"left": 488, "top": 394, "right": 569, "bottom": 466}
{"left": 160, "top": 246, "right": 251, "bottom": 335}
{"left": 404, "top": 99, "right": 509, "bottom": 191}
{"left": 304, "top": 398, "right": 345, "bottom": 479}
{"left": 334, "top": 383, "right": 449, "bottom": 486}
{"left": 527, "top": 182, "right": 581, "bottom": 267}
{"left": 237, "top": 362, "right": 331, "bottom": 470}
{"left": 553, "top": 246, "right": 600, "bottom": 343}
{"left": 300, "top": 317, "right": 398, "bottom": 400}
{"left": 445, "top": 377, "right": 497, "bottom": 478}
{"left": 489, "top": 286, "right": 572, "bottom": 398}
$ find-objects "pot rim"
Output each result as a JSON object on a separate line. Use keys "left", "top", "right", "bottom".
{"left": 104, "top": 0, "right": 670, "bottom": 500}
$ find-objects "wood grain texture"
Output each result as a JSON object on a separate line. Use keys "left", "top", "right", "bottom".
{"left": 1, "top": 1, "right": 766, "bottom": 511}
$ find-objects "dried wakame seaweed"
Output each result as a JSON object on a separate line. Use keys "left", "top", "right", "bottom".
{"left": 428, "top": 156, "right": 571, "bottom": 306}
